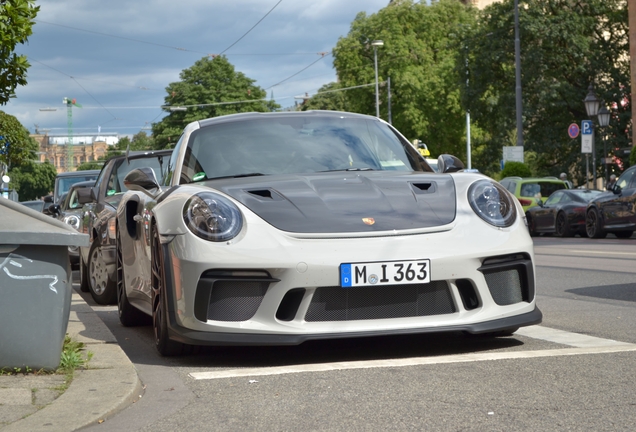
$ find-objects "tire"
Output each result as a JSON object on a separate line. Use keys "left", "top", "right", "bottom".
{"left": 554, "top": 212, "right": 571, "bottom": 237}
{"left": 117, "top": 229, "right": 150, "bottom": 327}
{"left": 585, "top": 208, "right": 607, "bottom": 239}
{"left": 614, "top": 230, "right": 633, "bottom": 239}
{"left": 151, "top": 225, "right": 189, "bottom": 356}
{"left": 88, "top": 238, "right": 117, "bottom": 305}
{"left": 526, "top": 214, "right": 537, "bottom": 237}
{"left": 79, "top": 252, "right": 90, "bottom": 292}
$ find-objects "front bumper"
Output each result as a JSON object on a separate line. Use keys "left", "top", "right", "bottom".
{"left": 159, "top": 212, "right": 540, "bottom": 346}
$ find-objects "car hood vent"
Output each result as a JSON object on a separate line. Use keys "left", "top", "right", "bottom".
{"left": 206, "top": 172, "right": 456, "bottom": 234}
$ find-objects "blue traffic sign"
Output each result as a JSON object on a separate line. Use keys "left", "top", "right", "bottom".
{"left": 568, "top": 123, "right": 580, "bottom": 139}
{"left": 581, "top": 120, "right": 593, "bottom": 135}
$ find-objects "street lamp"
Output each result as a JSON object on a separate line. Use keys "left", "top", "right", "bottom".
{"left": 583, "top": 84, "right": 600, "bottom": 189}
{"left": 597, "top": 104, "right": 611, "bottom": 187}
{"left": 371, "top": 40, "right": 383, "bottom": 118}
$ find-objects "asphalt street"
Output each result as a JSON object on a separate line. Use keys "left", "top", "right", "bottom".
{"left": 78, "top": 235, "right": 636, "bottom": 432}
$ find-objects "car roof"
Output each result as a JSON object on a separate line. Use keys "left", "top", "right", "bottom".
{"left": 103, "top": 149, "right": 173, "bottom": 163}
{"left": 55, "top": 169, "right": 101, "bottom": 178}
{"left": 197, "top": 110, "right": 379, "bottom": 128}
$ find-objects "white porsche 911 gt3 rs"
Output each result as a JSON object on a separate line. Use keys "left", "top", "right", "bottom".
{"left": 116, "top": 111, "right": 541, "bottom": 356}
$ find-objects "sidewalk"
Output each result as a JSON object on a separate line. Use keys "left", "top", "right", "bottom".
{"left": 0, "top": 291, "right": 142, "bottom": 432}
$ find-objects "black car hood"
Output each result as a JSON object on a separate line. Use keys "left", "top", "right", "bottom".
{"left": 204, "top": 172, "right": 456, "bottom": 234}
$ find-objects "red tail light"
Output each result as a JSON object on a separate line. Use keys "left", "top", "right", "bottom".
{"left": 572, "top": 207, "right": 586, "bottom": 213}
{"left": 519, "top": 198, "right": 533, "bottom": 206}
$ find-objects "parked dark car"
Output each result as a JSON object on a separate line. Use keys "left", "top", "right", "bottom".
{"left": 78, "top": 150, "right": 172, "bottom": 304}
{"left": 49, "top": 180, "right": 95, "bottom": 268}
{"left": 526, "top": 189, "right": 604, "bottom": 237}
{"left": 586, "top": 165, "right": 636, "bottom": 238}
{"left": 52, "top": 169, "right": 101, "bottom": 204}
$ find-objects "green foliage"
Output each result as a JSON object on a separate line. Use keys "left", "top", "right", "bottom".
{"left": 0, "top": 0, "right": 40, "bottom": 105}
{"left": 301, "top": 82, "right": 351, "bottom": 112}
{"left": 464, "top": 0, "right": 630, "bottom": 185}
{"left": 58, "top": 335, "right": 93, "bottom": 375}
{"left": 8, "top": 160, "right": 57, "bottom": 200}
{"left": 0, "top": 110, "right": 37, "bottom": 168}
{"left": 333, "top": 0, "right": 478, "bottom": 159}
{"left": 500, "top": 161, "right": 531, "bottom": 178}
{"left": 152, "top": 56, "right": 280, "bottom": 149}
{"left": 76, "top": 161, "right": 104, "bottom": 171}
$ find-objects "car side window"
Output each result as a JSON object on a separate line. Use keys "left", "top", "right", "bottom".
{"left": 617, "top": 169, "right": 635, "bottom": 189}
{"left": 544, "top": 191, "right": 563, "bottom": 205}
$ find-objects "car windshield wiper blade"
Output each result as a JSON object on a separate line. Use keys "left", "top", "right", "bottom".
{"left": 209, "top": 173, "right": 266, "bottom": 180}
{"left": 320, "top": 167, "right": 376, "bottom": 173}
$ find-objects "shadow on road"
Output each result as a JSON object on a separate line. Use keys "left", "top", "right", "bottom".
{"left": 566, "top": 283, "right": 636, "bottom": 303}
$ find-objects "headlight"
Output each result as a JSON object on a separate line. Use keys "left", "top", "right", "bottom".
{"left": 183, "top": 192, "right": 243, "bottom": 242}
{"left": 63, "top": 214, "right": 81, "bottom": 230}
{"left": 468, "top": 180, "right": 516, "bottom": 227}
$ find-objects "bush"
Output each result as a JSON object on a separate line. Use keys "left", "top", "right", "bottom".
{"left": 500, "top": 161, "right": 532, "bottom": 178}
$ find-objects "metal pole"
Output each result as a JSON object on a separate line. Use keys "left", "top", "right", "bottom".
{"left": 514, "top": 0, "right": 523, "bottom": 147}
{"left": 387, "top": 76, "right": 392, "bottom": 124}
{"left": 592, "top": 129, "right": 597, "bottom": 189}
{"left": 586, "top": 154, "right": 590, "bottom": 189}
{"left": 374, "top": 46, "right": 380, "bottom": 118}
{"left": 466, "top": 111, "right": 472, "bottom": 169}
{"left": 603, "top": 130, "right": 608, "bottom": 188}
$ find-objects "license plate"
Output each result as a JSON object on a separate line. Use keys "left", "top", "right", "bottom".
{"left": 340, "top": 259, "right": 431, "bottom": 287}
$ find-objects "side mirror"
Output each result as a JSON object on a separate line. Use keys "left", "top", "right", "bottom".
{"left": 124, "top": 167, "right": 160, "bottom": 197}
{"left": 613, "top": 185, "right": 621, "bottom": 195}
{"left": 48, "top": 203, "right": 61, "bottom": 215}
{"left": 437, "top": 154, "right": 465, "bottom": 173}
{"left": 77, "top": 187, "right": 94, "bottom": 205}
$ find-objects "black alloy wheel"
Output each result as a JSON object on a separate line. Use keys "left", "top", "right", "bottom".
{"left": 116, "top": 228, "right": 149, "bottom": 327}
{"left": 526, "top": 214, "right": 537, "bottom": 237}
{"left": 614, "top": 230, "right": 634, "bottom": 239}
{"left": 585, "top": 208, "right": 607, "bottom": 239}
{"left": 554, "top": 212, "right": 571, "bottom": 237}
{"left": 151, "top": 225, "right": 188, "bottom": 356}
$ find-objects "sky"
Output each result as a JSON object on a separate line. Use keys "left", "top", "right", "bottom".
{"left": 4, "top": 0, "right": 390, "bottom": 138}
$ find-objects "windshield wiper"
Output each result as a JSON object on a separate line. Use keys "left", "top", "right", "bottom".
{"left": 320, "top": 167, "right": 376, "bottom": 173}
{"left": 209, "top": 173, "right": 266, "bottom": 180}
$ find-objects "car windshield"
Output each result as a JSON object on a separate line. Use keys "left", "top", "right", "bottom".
{"left": 56, "top": 174, "right": 99, "bottom": 201}
{"left": 180, "top": 115, "right": 429, "bottom": 183}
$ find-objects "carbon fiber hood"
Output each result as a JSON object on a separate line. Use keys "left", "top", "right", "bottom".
{"left": 207, "top": 171, "right": 456, "bottom": 233}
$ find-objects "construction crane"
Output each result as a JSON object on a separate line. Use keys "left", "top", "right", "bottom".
{"left": 63, "top": 97, "right": 82, "bottom": 171}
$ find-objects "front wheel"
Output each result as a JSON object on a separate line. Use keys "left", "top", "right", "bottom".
{"left": 88, "top": 238, "right": 117, "bottom": 305}
{"left": 554, "top": 212, "right": 571, "bottom": 237}
{"left": 614, "top": 230, "right": 633, "bottom": 239}
{"left": 585, "top": 208, "right": 607, "bottom": 239}
{"left": 526, "top": 214, "right": 537, "bottom": 237}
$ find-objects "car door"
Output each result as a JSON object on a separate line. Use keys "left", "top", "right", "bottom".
{"left": 534, "top": 191, "right": 563, "bottom": 231}
{"left": 600, "top": 167, "right": 636, "bottom": 228}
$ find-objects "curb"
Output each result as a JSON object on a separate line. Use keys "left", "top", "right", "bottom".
{"left": 3, "top": 292, "right": 142, "bottom": 432}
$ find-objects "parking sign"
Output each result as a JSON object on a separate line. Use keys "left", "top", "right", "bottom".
{"left": 581, "top": 120, "right": 593, "bottom": 153}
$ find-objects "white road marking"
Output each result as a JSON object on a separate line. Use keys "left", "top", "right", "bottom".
{"left": 188, "top": 325, "right": 636, "bottom": 381}
{"left": 537, "top": 249, "right": 636, "bottom": 257}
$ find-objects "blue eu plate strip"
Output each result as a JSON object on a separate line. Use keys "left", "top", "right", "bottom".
{"left": 340, "top": 264, "right": 352, "bottom": 287}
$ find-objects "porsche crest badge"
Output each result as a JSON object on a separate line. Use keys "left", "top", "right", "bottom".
{"left": 362, "top": 217, "right": 375, "bottom": 225}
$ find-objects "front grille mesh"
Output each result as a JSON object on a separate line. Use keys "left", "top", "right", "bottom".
{"left": 207, "top": 281, "right": 269, "bottom": 321}
{"left": 305, "top": 281, "right": 455, "bottom": 322}
{"left": 483, "top": 268, "right": 523, "bottom": 305}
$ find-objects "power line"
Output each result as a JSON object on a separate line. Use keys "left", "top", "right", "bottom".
{"left": 266, "top": 52, "right": 331, "bottom": 89}
{"left": 218, "top": 0, "right": 283, "bottom": 55}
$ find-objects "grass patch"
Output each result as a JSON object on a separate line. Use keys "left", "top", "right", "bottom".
{"left": 0, "top": 334, "right": 93, "bottom": 379}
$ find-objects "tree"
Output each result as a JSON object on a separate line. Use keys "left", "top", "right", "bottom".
{"left": 301, "top": 82, "right": 351, "bottom": 112}
{"left": 333, "top": 0, "right": 478, "bottom": 159}
{"left": 500, "top": 161, "right": 531, "bottom": 178}
{"left": 8, "top": 160, "right": 57, "bottom": 200}
{"left": 464, "top": 0, "right": 630, "bottom": 181}
{"left": 152, "top": 56, "right": 279, "bottom": 149}
{"left": 0, "top": 0, "right": 40, "bottom": 105}
{"left": 0, "top": 110, "right": 37, "bottom": 168}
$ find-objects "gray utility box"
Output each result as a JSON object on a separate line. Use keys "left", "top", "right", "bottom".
{"left": 0, "top": 198, "right": 88, "bottom": 370}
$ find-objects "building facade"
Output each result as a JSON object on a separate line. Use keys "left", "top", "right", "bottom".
{"left": 31, "top": 134, "right": 116, "bottom": 173}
